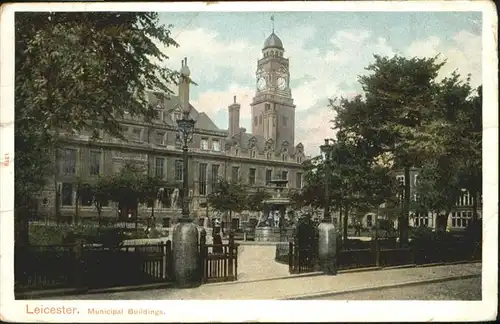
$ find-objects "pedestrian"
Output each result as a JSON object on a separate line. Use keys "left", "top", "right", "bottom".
{"left": 354, "top": 222, "right": 361, "bottom": 236}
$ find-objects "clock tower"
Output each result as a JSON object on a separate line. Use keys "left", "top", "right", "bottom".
{"left": 250, "top": 26, "right": 296, "bottom": 149}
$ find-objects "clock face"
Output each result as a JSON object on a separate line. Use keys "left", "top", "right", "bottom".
{"left": 257, "top": 77, "right": 267, "bottom": 90}
{"left": 277, "top": 77, "right": 286, "bottom": 90}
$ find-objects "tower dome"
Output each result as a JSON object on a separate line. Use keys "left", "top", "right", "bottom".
{"left": 263, "top": 32, "right": 284, "bottom": 50}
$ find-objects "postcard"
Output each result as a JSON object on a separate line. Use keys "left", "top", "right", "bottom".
{"left": 0, "top": 1, "right": 497, "bottom": 322}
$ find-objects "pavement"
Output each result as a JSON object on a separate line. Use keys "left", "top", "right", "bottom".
{"left": 42, "top": 262, "right": 481, "bottom": 300}
{"left": 317, "top": 277, "right": 482, "bottom": 300}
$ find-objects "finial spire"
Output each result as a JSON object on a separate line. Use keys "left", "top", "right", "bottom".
{"left": 271, "top": 15, "right": 275, "bottom": 33}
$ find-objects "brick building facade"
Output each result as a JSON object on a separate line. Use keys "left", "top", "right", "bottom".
{"left": 38, "top": 31, "right": 307, "bottom": 227}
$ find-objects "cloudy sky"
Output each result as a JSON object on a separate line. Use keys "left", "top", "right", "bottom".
{"left": 155, "top": 11, "right": 482, "bottom": 156}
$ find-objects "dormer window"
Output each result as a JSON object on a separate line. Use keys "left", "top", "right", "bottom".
{"left": 267, "top": 152, "right": 272, "bottom": 160}
{"left": 297, "top": 155, "right": 302, "bottom": 163}
{"left": 251, "top": 150, "right": 256, "bottom": 158}
{"left": 201, "top": 138, "right": 209, "bottom": 150}
{"left": 282, "top": 154, "right": 287, "bottom": 161}
{"left": 235, "top": 148, "right": 239, "bottom": 156}
{"left": 172, "top": 112, "right": 182, "bottom": 122}
{"left": 212, "top": 140, "right": 220, "bottom": 152}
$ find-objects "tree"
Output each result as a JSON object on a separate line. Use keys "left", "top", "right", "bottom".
{"left": 412, "top": 73, "right": 480, "bottom": 229}
{"left": 207, "top": 179, "right": 247, "bottom": 231}
{"left": 138, "top": 175, "right": 169, "bottom": 226}
{"left": 246, "top": 189, "right": 272, "bottom": 214}
{"left": 15, "top": 12, "right": 181, "bottom": 245}
{"left": 413, "top": 160, "right": 461, "bottom": 232}
{"left": 456, "top": 85, "right": 482, "bottom": 222}
{"left": 331, "top": 55, "right": 446, "bottom": 246}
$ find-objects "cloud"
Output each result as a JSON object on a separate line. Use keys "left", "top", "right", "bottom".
{"left": 405, "top": 31, "right": 482, "bottom": 87}
{"left": 156, "top": 26, "right": 481, "bottom": 156}
{"left": 157, "top": 28, "right": 260, "bottom": 82}
{"left": 189, "top": 84, "right": 255, "bottom": 130}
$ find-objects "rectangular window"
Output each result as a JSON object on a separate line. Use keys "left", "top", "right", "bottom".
{"left": 60, "top": 148, "right": 77, "bottom": 175}
{"left": 396, "top": 175, "right": 405, "bottom": 186}
{"left": 156, "top": 109, "right": 164, "bottom": 122}
{"left": 451, "top": 212, "right": 456, "bottom": 227}
{"left": 266, "top": 169, "right": 272, "bottom": 185}
{"left": 265, "top": 103, "right": 271, "bottom": 111}
{"left": 414, "top": 174, "right": 419, "bottom": 186}
{"left": 296, "top": 172, "right": 303, "bottom": 189}
{"left": 61, "top": 183, "right": 73, "bottom": 206}
{"left": 155, "top": 131, "right": 166, "bottom": 146}
{"left": 254, "top": 116, "right": 258, "bottom": 126}
{"left": 231, "top": 166, "right": 240, "bottom": 182}
{"left": 174, "top": 160, "right": 183, "bottom": 182}
{"left": 89, "top": 150, "right": 101, "bottom": 176}
{"left": 281, "top": 170, "right": 288, "bottom": 181}
{"left": 282, "top": 116, "right": 288, "bottom": 127}
{"left": 155, "top": 157, "right": 165, "bottom": 178}
{"left": 131, "top": 128, "right": 142, "bottom": 142}
{"left": 211, "top": 164, "right": 220, "bottom": 192}
{"left": 80, "top": 185, "right": 93, "bottom": 206}
{"left": 249, "top": 168, "right": 256, "bottom": 185}
{"left": 212, "top": 140, "right": 220, "bottom": 152}
{"left": 199, "top": 163, "right": 208, "bottom": 196}
{"left": 201, "top": 138, "right": 209, "bottom": 150}
{"left": 259, "top": 115, "right": 262, "bottom": 124}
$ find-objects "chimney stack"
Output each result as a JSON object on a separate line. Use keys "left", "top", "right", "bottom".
{"left": 228, "top": 95, "right": 240, "bottom": 138}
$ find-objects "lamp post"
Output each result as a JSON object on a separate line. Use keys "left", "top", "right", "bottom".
{"left": 172, "top": 58, "right": 201, "bottom": 288}
{"left": 318, "top": 138, "right": 337, "bottom": 275}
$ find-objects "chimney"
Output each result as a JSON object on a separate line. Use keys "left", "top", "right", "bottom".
{"left": 239, "top": 127, "right": 246, "bottom": 144}
{"left": 228, "top": 95, "right": 240, "bottom": 137}
{"left": 179, "top": 57, "right": 191, "bottom": 115}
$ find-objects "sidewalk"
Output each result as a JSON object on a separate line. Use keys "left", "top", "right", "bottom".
{"left": 48, "top": 262, "right": 481, "bottom": 300}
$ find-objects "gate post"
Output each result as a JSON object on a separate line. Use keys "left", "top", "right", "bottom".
{"left": 74, "top": 240, "right": 84, "bottom": 287}
{"left": 228, "top": 231, "right": 235, "bottom": 280}
{"left": 318, "top": 222, "right": 337, "bottom": 275}
{"left": 293, "top": 234, "right": 300, "bottom": 273}
{"left": 199, "top": 228, "right": 207, "bottom": 283}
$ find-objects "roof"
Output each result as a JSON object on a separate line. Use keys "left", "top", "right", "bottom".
{"left": 148, "top": 91, "right": 215, "bottom": 128}
{"left": 263, "top": 32, "right": 284, "bottom": 50}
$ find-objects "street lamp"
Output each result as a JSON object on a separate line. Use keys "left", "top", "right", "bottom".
{"left": 320, "top": 138, "right": 335, "bottom": 223}
{"left": 172, "top": 57, "right": 201, "bottom": 288}
{"left": 318, "top": 138, "right": 337, "bottom": 275}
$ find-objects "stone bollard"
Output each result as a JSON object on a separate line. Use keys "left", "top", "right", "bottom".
{"left": 199, "top": 228, "right": 207, "bottom": 283}
{"left": 318, "top": 222, "right": 337, "bottom": 275}
{"left": 172, "top": 220, "right": 201, "bottom": 288}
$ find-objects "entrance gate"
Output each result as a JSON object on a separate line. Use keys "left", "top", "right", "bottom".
{"left": 289, "top": 217, "right": 319, "bottom": 274}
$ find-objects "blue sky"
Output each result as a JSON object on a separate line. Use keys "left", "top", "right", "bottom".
{"left": 155, "top": 11, "right": 482, "bottom": 155}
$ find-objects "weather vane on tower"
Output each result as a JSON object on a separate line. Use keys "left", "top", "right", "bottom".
{"left": 271, "top": 15, "right": 275, "bottom": 33}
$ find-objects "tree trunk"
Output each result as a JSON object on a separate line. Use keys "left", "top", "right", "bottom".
{"left": 97, "top": 206, "right": 102, "bottom": 235}
{"left": 15, "top": 208, "right": 30, "bottom": 247}
{"left": 400, "top": 166, "right": 411, "bottom": 246}
{"left": 74, "top": 190, "right": 79, "bottom": 225}
{"left": 151, "top": 201, "right": 155, "bottom": 227}
{"left": 343, "top": 204, "right": 348, "bottom": 243}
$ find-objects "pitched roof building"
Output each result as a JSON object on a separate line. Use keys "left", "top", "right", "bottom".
{"left": 40, "top": 30, "right": 309, "bottom": 227}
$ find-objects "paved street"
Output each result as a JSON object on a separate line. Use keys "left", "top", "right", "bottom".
{"left": 47, "top": 262, "right": 481, "bottom": 300}
{"left": 318, "top": 277, "right": 481, "bottom": 300}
